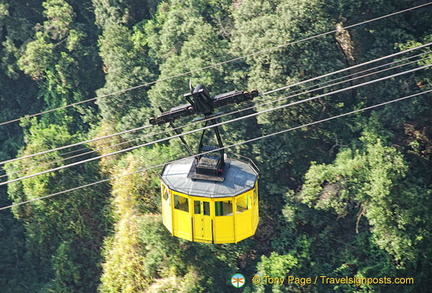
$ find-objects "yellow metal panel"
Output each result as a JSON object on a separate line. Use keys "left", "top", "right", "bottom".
{"left": 213, "top": 214, "right": 235, "bottom": 243}
{"left": 235, "top": 209, "right": 253, "bottom": 241}
{"left": 252, "top": 183, "right": 259, "bottom": 232}
{"left": 161, "top": 183, "right": 173, "bottom": 233}
{"left": 233, "top": 188, "right": 258, "bottom": 243}
{"left": 172, "top": 191, "right": 192, "bottom": 241}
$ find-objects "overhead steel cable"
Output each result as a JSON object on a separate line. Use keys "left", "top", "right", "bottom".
{"left": 0, "top": 2, "right": 430, "bottom": 128}
{"left": 2, "top": 51, "right": 430, "bottom": 182}
{"left": 262, "top": 41, "right": 432, "bottom": 96}
{"left": 1, "top": 87, "right": 430, "bottom": 212}
{"left": 0, "top": 124, "right": 153, "bottom": 166}
{"left": 2, "top": 60, "right": 430, "bottom": 182}
{"left": 1, "top": 63, "right": 430, "bottom": 187}
{"left": 249, "top": 53, "right": 432, "bottom": 111}
{"left": 1, "top": 41, "right": 430, "bottom": 169}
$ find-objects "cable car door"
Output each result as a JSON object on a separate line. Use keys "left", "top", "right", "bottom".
{"left": 193, "top": 200, "right": 212, "bottom": 243}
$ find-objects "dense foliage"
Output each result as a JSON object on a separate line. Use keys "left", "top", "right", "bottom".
{"left": 1, "top": 0, "right": 431, "bottom": 292}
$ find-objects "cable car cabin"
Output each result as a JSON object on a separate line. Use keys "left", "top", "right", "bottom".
{"left": 152, "top": 84, "right": 260, "bottom": 243}
{"left": 160, "top": 156, "right": 259, "bottom": 244}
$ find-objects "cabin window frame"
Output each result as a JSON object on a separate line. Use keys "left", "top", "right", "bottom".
{"left": 174, "top": 194, "right": 189, "bottom": 212}
{"left": 215, "top": 200, "right": 233, "bottom": 216}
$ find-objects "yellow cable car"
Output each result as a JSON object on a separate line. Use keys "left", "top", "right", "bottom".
{"left": 150, "top": 84, "right": 260, "bottom": 243}
{"left": 160, "top": 156, "right": 259, "bottom": 244}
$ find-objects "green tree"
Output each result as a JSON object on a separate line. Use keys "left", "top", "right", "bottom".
{"left": 0, "top": 0, "right": 44, "bottom": 161}
{"left": 295, "top": 134, "right": 432, "bottom": 291}
{"left": 254, "top": 252, "right": 298, "bottom": 293}
{"left": 17, "top": 0, "right": 103, "bottom": 130}
{"left": 93, "top": 0, "right": 157, "bottom": 132}
{"left": 5, "top": 121, "right": 112, "bottom": 292}
{"left": 144, "top": 0, "right": 234, "bottom": 110}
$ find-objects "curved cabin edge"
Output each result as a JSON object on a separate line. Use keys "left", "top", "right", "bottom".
{"left": 161, "top": 182, "right": 259, "bottom": 244}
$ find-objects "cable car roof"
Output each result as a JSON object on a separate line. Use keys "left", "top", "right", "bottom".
{"left": 160, "top": 157, "right": 258, "bottom": 198}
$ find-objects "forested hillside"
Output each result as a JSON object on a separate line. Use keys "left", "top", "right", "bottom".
{"left": 1, "top": 0, "right": 431, "bottom": 292}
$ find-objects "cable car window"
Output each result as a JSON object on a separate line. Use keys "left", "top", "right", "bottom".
{"left": 162, "top": 185, "right": 170, "bottom": 201}
{"left": 203, "top": 201, "right": 210, "bottom": 216}
{"left": 174, "top": 194, "right": 189, "bottom": 212}
{"left": 194, "top": 200, "right": 201, "bottom": 214}
{"left": 236, "top": 194, "right": 249, "bottom": 213}
{"left": 194, "top": 201, "right": 210, "bottom": 215}
{"left": 215, "top": 200, "right": 233, "bottom": 216}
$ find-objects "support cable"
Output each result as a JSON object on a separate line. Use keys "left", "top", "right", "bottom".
{"left": 4, "top": 48, "right": 427, "bottom": 181}
{"left": 1, "top": 42, "right": 429, "bottom": 168}
{"left": 0, "top": 2, "right": 430, "bottom": 128}
{"left": 1, "top": 88, "right": 430, "bottom": 211}
{"left": 0, "top": 63, "right": 430, "bottom": 187}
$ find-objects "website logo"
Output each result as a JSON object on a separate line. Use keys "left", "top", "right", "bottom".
{"left": 231, "top": 273, "right": 246, "bottom": 288}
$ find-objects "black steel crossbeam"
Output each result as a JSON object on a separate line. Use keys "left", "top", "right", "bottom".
{"left": 149, "top": 86, "right": 258, "bottom": 125}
